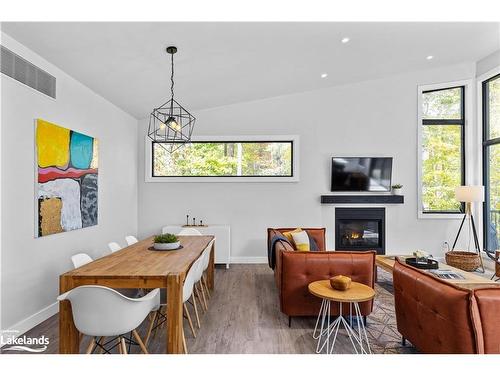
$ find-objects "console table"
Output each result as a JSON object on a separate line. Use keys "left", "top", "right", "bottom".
{"left": 162, "top": 225, "right": 231, "bottom": 268}
{"left": 376, "top": 255, "right": 498, "bottom": 290}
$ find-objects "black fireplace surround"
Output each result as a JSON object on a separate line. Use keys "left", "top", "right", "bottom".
{"left": 335, "top": 207, "right": 385, "bottom": 254}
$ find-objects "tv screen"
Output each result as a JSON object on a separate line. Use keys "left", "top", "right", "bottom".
{"left": 331, "top": 157, "right": 393, "bottom": 192}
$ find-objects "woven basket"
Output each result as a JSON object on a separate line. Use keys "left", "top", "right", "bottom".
{"left": 445, "top": 251, "right": 481, "bottom": 272}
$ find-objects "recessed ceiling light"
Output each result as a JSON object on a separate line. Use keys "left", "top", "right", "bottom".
{"left": 426, "top": 55, "right": 434, "bottom": 60}
{"left": 321, "top": 73, "right": 328, "bottom": 78}
{"left": 341, "top": 37, "right": 350, "bottom": 44}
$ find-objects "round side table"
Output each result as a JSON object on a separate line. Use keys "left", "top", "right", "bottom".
{"left": 308, "top": 280, "right": 375, "bottom": 354}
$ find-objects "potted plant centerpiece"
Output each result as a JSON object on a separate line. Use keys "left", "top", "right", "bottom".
{"left": 392, "top": 184, "right": 403, "bottom": 195}
{"left": 153, "top": 233, "right": 181, "bottom": 250}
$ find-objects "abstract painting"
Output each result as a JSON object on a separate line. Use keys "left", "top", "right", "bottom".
{"left": 36, "top": 119, "right": 98, "bottom": 237}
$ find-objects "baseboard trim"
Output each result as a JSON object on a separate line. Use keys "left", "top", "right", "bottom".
{"left": 230, "top": 256, "right": 268, "bottom": 264}
{"left": 1, "top": 302, "right": 58, "bottom": 347}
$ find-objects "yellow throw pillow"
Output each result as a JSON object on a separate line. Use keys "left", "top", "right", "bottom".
{"left": 283, "top": 228, "right": 302, "bottom": 244}
{"left": 291, "top": 230, "right": 310, "bottom": 252}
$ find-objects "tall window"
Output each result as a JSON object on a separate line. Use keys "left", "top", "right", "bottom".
{"left": 483, "top": 73, "right": 500, "bottom": 252}
{"left": 151, "top": 140, "right": 294, "bottom": 178}
{"left": 420, "top": 85, "right": 465, "bottom": 214}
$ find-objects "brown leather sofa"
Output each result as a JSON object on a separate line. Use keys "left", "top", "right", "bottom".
{"left": 393, "top": 258, "right": 500, "bottom": 353}
{"left": 268, "top": 228, "right": 376, "bottom": 323}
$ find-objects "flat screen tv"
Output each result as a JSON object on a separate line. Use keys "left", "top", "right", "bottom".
{"left": 331, "top": 157, "right": 393, "bottom": 192}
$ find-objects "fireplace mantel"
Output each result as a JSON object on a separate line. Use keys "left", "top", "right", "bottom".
{"left": 320, "top": 195, "right": 404, "bottom": 204}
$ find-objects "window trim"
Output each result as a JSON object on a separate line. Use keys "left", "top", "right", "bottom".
{"left": 145, "top": 135, "right": 300, "bottom": 183}
{"left": 481, "top": 71, "right": 500, "bottom": 252}
{"left": 417, "top": 80, "right": 472, "bottom": 219}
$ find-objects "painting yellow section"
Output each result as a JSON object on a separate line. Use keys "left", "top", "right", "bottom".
{"left": 36, "top": 119, "right": 70, "bottom": 168}
{"left": 39, "top": 197, "right": 63, "bottom": 236}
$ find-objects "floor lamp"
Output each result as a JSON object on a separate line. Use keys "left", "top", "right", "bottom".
{"left": 452, "top": 186, "right": 485, "bottom": 273}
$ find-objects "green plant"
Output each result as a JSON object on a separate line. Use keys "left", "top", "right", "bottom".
{"left": 154, "top": 233, "right": 178, "bottom": 244}
{"left": 392, "top": 184, "right": 403, "bottom": 189}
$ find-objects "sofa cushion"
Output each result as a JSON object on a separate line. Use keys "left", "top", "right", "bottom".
{"left": 279, "top": 250, "right": 375, "bottom": 316}
{"left": 267, "top": 228, "right": 326, "bottom": 251}
{"left": 393, "top": 259, "right": 479, "bottom": 354}
{"left": 473, "top": 288, "right": 500, "bottom": 353}
{"left": 291, "top": 230, "right": 310, "bottom": 251}
{"left": 282, "top": 228, "right": 302, "bottom": 244}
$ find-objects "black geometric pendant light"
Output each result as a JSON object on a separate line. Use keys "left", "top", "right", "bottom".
{"left": 148, "top": 46, "right": 196, "bottom": 152}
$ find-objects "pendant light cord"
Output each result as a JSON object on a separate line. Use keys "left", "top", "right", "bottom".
{"left": 170, "top": 52, "right": 175, "bottom": 102}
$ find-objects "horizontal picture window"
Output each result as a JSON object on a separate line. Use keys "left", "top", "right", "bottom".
{"left": 152, "top": 140, "right": 294, "bottom": 178}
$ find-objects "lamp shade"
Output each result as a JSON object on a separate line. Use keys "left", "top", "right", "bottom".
{"left": 455, "top": 186, "right": 485, "bottom": 202}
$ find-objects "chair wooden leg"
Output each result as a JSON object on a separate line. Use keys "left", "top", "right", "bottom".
{"left": 132, "top": 329, "right": 149, "bottom": 354}
{"left": 98, "top": 336, "right": 107, "bottom": 354}
{"left": 200, "top": 282, "right": 208, "bottom": 310}
{"left": 184, "top": 303, "right": 196, "bottom": 338}
{"left": 121, "top": 338, "right": 128, "bottom": 354}
{"left": 192, "top": 295, "right": 201, "bottom": 329}
{"left": 195, "top": 285, "right": 207, "bottom": 312}
{"left": 202, "top": 274, "right": 211, "bottom": 298}
{"left": 182, "top": 331, "right": 188, "bottom": 354}
{"left": 117, "top": 337, "right": 122, "bottom": 354}
{"left": 197, "top": 282, "right": 208, "bottom": 311}
{"left": 79, "top": 332, "right": 84, "bottom": 345}
{"left": 85, "top": 337, "right": 96, "bottom": 354}
{"left": 201, "top": 277, "right": 210, "bottom": 301}
{"left": 144, "top": 311, "right": 157, "bottom": 346}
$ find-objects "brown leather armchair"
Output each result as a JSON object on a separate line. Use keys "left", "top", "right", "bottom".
{"left": 393, "top": 258, "right": 500, "bottom": 353}
{"left": 268, "top": 228, "right": 376, "bottom": 324}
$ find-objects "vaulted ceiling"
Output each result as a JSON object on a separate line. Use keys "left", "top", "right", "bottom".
{"left": 2, "top": 22, "right": 499, "bottom": 118}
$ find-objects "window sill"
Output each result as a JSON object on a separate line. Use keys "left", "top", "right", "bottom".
{"left": 145, "top": 176, "right": 299, "bottom": 183}
{"left": 418, "top": 212, "right": 464, "bottom": 220}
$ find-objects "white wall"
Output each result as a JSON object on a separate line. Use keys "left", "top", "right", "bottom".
{"left": 137, "top": 62, "right": 476, "bottom": 262}
{"left": 0, "top": 33, "right": 139, "bottom": 332}
{"left": 476, "top": 49, "right": 500, "bottom": 77}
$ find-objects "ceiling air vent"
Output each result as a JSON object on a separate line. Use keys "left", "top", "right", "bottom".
{"left": 1, "top": 45, "right": 56, "bottom": 99}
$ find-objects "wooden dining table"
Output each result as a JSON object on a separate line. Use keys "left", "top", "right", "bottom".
{"left": 59, "top": 235, "right": 215, "bottom": 354}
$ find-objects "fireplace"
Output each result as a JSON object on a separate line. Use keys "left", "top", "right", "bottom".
{"left": 335, "top": 207, "right": 385, "bottom": 254}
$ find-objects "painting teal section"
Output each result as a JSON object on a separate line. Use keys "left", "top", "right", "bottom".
{"left": 70, "top": 132, "right": 93, "bottom": 169}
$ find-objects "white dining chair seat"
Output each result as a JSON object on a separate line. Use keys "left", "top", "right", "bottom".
{"left": 108, "top": 242, "right": 122, "bottom": 253}
{"left": 57, "top": 286, "right": 160, "bottom": 337}
{"left": 125, "top": 235, "right": 138, "bottom": 246}
{"left": 178, "top": 228, "right": 202, "bottom": 236}
{"left": 71, "top": 253, "right": 93, "bottom": 269}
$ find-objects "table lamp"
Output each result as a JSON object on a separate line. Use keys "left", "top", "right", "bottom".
{"left": 451, "top": 185, "right": 484, "bottom": 271}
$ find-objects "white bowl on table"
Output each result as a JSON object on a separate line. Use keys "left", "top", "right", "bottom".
{"left": 153, "top": 241, "right": 181, "bottom": 250}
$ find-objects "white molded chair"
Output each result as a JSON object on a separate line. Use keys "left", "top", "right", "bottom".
{"left": 57, "top": 286, "right": 159, "bottom": 354}
{"left": 71, "top": 253, "right": 93, "bottom": 269}
{"left": 125, "top": 236, "right": 138, "bottom": 246}
{"left": 108, "top": 242, "right": 122, "bottom": 253}
{"left": 145, "top": 257, "right": 202, "bottom": 353}
{"left": 200, "top": 240, "right": 215, "bottom": 299}
{"left": 178, "top": 228, "right": 202, "bottom": 236}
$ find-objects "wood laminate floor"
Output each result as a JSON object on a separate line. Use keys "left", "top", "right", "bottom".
{"left": 0, "top": 264, "right": 417, "bottom": 354}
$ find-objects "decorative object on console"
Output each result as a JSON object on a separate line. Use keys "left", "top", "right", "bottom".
{"left": 153, "top": 233, "right": 181, "bottom": 250}
{"left": 405, "top": 257, "right": 439, "bottom": 270}
{"left": 413, "top": 250, "right": 431, "bottom": 263}
{"left": 391, "top": 184, "right": 403, "bottom": 195}
{"left": 446, "top": 186, "right": 485, "bottom": 272}
{"left": 329, "top": 275, "right": 352, "bottom": 291}
{"left": 36, "top": 119, "right": 98, "bottom": 237}
{"left": 147, "top": 46, "right": 196, "bottom": 153}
